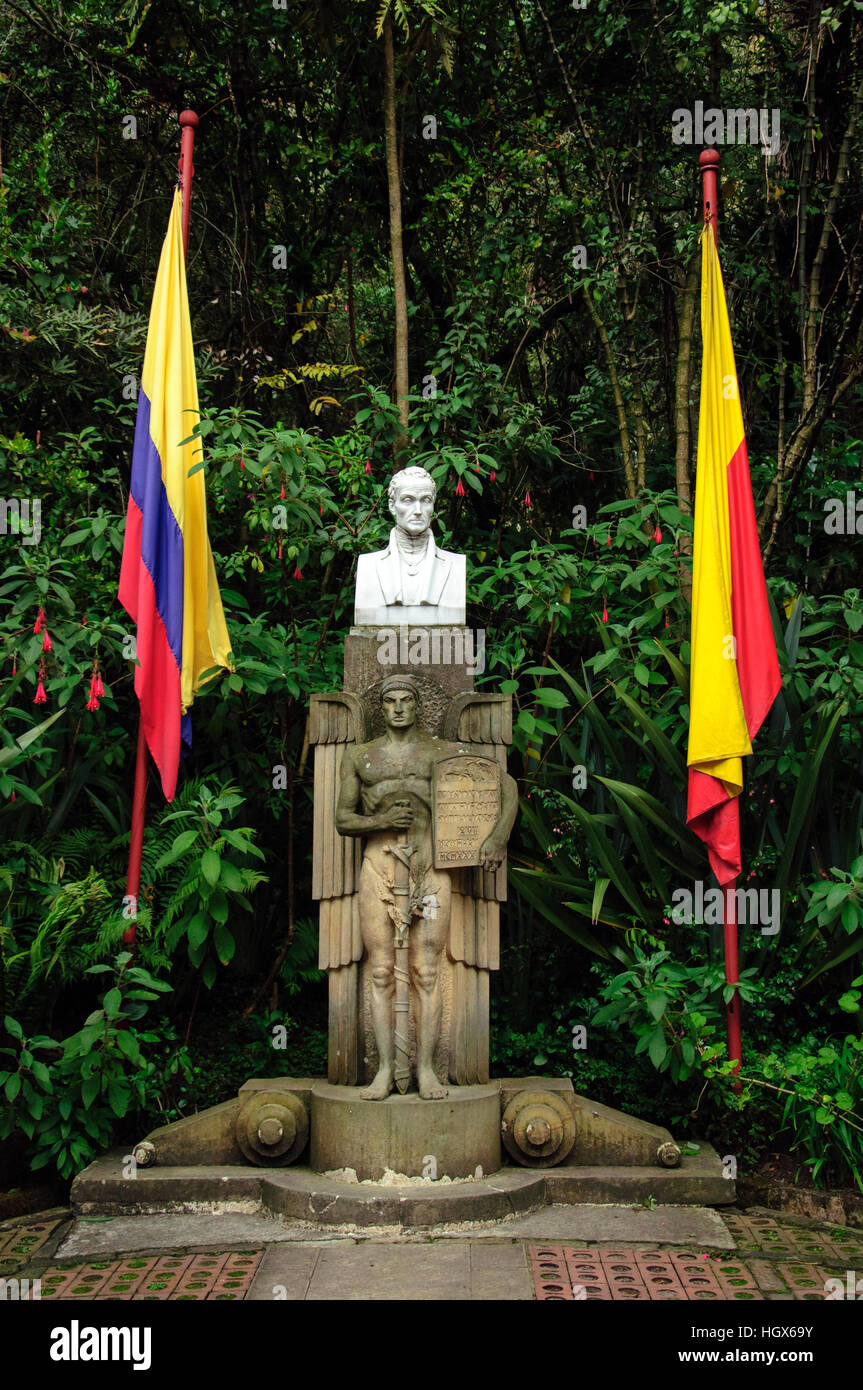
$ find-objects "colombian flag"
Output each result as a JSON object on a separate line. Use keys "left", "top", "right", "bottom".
{"left": 119, "top": 189, "right": 232, "bottom": 800}
{"left": 686, "top": 224, "right": 781, "bottom": 885}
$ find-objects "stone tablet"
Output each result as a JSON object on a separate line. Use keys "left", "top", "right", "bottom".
{"left": 432, "top": 754, "right": 501, "bottom": 869}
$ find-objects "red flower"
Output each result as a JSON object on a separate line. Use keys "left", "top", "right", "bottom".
{"left": 524, "top": 490, "right": 532, "bottom": 507}
{"left": 95, "top": 673, "right": 104, "bottom": 697}
{"left": 653, "top": 526, "right": 662, "bottom": 544}
{"left": 490, "top": 470, "right": 496, "bottom": 482}
{"left": 606, "top": 533, "right": 611, "bottom": 546}
{"left": 278, "top": 538, "right": 283, "bottom": 560}
{"left": 364, "top": 459, "right": 372, "bottom": 474}
{"left": 239, "top": 456, "right": 245, "bottom": 471}
{"left": 34, "top": 679, "right": 47, "bottom": 704}
{"left": 455, "top": 478, "right": 466, "bottom": 497}
{"left": 280, "top": 481, "right": 286, "bottom": 500}
{"left": 33, "top": 606, "right": 45, "bottom": 635}
{"left": 42, "top": 628, "right": 52, "bottom": 652}
{"left": 293, "top": 565, "right": 303, "bottom": 580}
{"left": 602, "top": 602, "right": 608, "bottom": 624}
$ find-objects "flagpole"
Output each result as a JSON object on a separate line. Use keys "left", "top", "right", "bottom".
{"left": 122, "top": 111, "right": 199, "bottom": 950}
{"left": 723, "top": 879, "right": 743, "bottom": 1082}
{"left": 700, "top": 148, "right": 719, "bottom": 244}
{"left": 178, "top": 110, "right": 198, "bottom": 256}
{"left": 699, "top": 147, "right": 743, "bottom": 1081}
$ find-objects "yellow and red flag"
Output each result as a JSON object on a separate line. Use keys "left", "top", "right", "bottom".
{"left": 686, "top": 224, "right": 781, "bottom": 884}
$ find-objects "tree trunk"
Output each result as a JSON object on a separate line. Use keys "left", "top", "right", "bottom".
{"left": 383, "top": 15, "right": 410, "bottom": 451}
{"left": 673, "top": 249, "right": 698, "bottom": 603}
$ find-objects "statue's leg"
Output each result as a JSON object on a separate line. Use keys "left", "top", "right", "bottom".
{"left": 358, "top": 858, "right": 396, "bottom": 1101}
{"left": 410, "top": 870, "right": 450, "bottom": 1100}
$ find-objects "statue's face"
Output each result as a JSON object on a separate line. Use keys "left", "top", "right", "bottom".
{"left": 381, "top": 690, "right": 418, "bottom": 728}
{"left": 390, "top": 481, "right": 435, "bottom": 536}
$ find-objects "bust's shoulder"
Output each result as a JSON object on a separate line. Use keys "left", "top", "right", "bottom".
{"left": 357, "top": 544, "right": 391, "bottom": 566}
{"left": 432, "top": 543, "right": 465, "bottom": 564}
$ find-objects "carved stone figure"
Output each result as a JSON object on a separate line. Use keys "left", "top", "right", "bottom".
{"left": 332, "top": 675, "right": 517, "bottom": 1100}
{"left": 312, "top": 463, "right": 517, "bottom": 1098}
{"left": 353, "top": 466, "right": 466, "bottom": 626}
{"left": 311, "top": 679, "right": 515, "bottom": 1095}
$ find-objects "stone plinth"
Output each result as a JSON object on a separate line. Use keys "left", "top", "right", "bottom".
{"left": 309, "top": 1082, "right": 501, "bottom": 1181}
{"left": 344, "top": 627, "right": 478, "bottom": 709}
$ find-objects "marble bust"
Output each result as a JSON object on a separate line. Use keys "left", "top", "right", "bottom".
{"left": 353, "top": 466, "right": 466, "bottom": 626}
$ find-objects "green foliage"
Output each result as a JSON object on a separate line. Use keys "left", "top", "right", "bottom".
{"left": 735, "top": 1034, "right": 863, "bottom": 1193}
{"left": 0, "top": 0, "right": 862, "bottom": 1196}
{"left": 591, "top": 941, "right": 754, "bottom": 1084}
{"left": 0, "top": 954, "right": 179, "bottom": 1180}
{"left": 152, "top": 782, "right": 267, "bottom": 989}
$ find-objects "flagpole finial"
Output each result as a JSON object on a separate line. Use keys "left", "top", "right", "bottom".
{"left": 177, "top": 111, "right": 199, "bottom": 258}
{"left": 699, "top": 149, "right": 720, "bottom": 245}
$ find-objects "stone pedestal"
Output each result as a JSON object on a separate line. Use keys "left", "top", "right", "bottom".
{"left": 343, "top": 625, "right": 478, "bottom": 722}
{"left": 309, "top": 1082, "right": 501, "bottom": 1181}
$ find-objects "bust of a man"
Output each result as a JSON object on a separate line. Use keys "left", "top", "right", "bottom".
{"left": 354, "top": 466, "right": 466, "bottom": 626}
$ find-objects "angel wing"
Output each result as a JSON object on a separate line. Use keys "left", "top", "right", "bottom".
{"left": 441, "top": 693, "right": 513, "bottom": 1084}
{"left": 309, "top": 692, "right": 369, "bottom": 1084}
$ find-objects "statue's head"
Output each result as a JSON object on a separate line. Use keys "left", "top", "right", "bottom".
{"left": 379, "top": 673, "right": 420, "bottom": 728}
{"left": 388, "top": 467, "right": 436, "bottom": 537}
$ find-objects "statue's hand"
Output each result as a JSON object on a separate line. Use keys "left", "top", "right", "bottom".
{"left": 380, "top": 799, "right": 414, "bottom": 829}
{"left": 479, "top": 836, "right": 506, "bottom": 871}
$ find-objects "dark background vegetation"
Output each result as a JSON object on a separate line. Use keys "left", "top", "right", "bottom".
{"left": 1, "top": 0, "right": 862, "bottom": 1194}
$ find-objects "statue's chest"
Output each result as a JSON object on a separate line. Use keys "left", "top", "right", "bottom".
{"left": 361, "top": 749, "right": 434, "bottom": 784}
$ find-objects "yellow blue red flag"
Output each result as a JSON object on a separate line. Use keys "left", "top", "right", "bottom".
{"left": 119, "top": 189, "right": 232, "bottom": 800}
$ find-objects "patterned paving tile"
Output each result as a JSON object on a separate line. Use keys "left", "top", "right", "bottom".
{"left": 529, "top": 1245, "right": 767, "bottom": 1301}
{"left": 0, "top": 1217, "right": 67, "bottom": 1272}
{"left": 776, "top": 1262, "right": 836, "bottom": 1301}
{"left": 35, "top": 1251, "right": 263, "bottom": 1300}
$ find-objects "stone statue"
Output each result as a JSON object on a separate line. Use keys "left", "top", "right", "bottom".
{"left": 353, "top": 466, "right": 466, "bottom": 626}
{"left": 310, "top": 464, "right": 516, "bottom": 1098}
{"left": 333, "top": 674, "right": 517, "bottom": 1100}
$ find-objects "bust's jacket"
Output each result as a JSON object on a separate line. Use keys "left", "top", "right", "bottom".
{"left": 354, "top": 527, "right": 466, "bottom": 626}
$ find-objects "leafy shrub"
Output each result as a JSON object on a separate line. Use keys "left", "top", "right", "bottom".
{"left": 0, "top": 953, "right": 182, "bottom": 1180}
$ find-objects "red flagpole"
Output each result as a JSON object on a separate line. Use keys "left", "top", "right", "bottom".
{"left": 700, "top": 148, "right": 742, "bottom": 1084}
{"left": 178, "top": 110, "right": 198, "bottom": 256}
{"left": 122, "top": 111, "right": 198, "bottom": 949}
{"left": 723, "top": 879, "right": 742, "bottom": 1084}
{"left": 700, "top": 148, "right": 719, "bottom": 245}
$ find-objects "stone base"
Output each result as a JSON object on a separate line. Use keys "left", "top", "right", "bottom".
{"left": 131, "top": 1075, "right": 681, "bottom": 1176}
{"left": 69, "top": 1075, "right": 735, "bottom": 1225}
{"left": 70, "top": 1146, "right": 733, "bottom": 1228}
{"left": 310, "top": 1083, "right": 501, "bottom": 1181}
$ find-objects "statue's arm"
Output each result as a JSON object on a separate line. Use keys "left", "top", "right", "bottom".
{"left": 480, "top": 771, "right": 518, "bottom": 872}
{"left": 335, "top": 750, "right": 374, "bottom": 835}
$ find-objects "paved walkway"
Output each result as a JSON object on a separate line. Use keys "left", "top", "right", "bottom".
{"left": 1, "top": 1204, "right": 861, "bottom": 1301}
